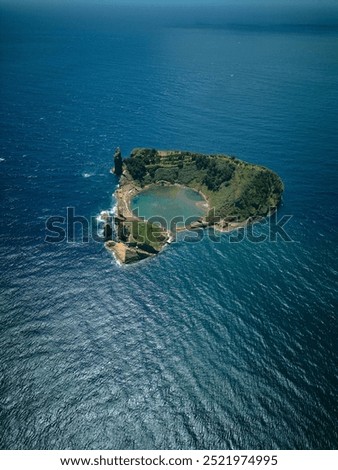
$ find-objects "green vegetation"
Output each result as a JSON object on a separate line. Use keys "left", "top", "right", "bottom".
{"left": 202, "top": 158, "right": 235, "bottom": 191}
{"left": 130, "top": 220, "right": 166, "bottom": 250}
{"left": 124, "top": 156, "right": 147, "bottom": 182}
{"left": 123, "top": 148, "right": 284, "bottom": 222}
{"left": 117, "top": 219, "right": 167, "bottom": 252}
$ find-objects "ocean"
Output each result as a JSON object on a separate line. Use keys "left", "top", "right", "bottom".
{"left": 0, "top": 4, "right": 337, "bottom": 449}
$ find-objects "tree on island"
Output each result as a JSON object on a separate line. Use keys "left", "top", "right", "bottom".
{"left": 113, "top": 147, "right": 123, "bottom": 176}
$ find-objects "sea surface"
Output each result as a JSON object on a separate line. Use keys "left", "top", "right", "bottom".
{"left": 0, "top": 5, "right": 337, "bottom": 449}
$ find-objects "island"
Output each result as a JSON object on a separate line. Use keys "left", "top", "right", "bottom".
{"left": 104, "top": 147, "right": 284, "bottom": 264}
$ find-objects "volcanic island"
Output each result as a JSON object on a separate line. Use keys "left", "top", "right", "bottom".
{"left": 103, "top": 148, "right": 284, "bottom": 264}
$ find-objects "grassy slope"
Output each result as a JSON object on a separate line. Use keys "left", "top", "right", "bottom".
{"left": 129, "top": 220, "right": 166, "bottom": 251}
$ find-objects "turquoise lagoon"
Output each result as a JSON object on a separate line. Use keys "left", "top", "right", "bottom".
{"left": 131, "top": 185, "right": 208, "bottom": 229}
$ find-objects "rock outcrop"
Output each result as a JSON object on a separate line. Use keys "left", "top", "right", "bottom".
{"left": 105, "top": 240, "right": 157, "bottom": 264}
{"left": 103, "top": 223, "right": 113, "bottom": 241}
{"left": 113, "top": 147, "right": 123, "bottom": 177}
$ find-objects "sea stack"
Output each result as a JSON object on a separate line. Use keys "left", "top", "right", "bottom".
{"left": 103, "top": 222, "right": 113, "bottom": 241}
{"left": 113, "top": 147, "right": 123, "bottom": 176}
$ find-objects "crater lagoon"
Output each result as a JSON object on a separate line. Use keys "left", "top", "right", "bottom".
{"left": 131, "top": 185, "right": 208, "bottom": 228}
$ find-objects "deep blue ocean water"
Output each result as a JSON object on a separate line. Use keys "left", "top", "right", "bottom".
{"left": 0, "top": 5, "right": 337, "bottom": 449}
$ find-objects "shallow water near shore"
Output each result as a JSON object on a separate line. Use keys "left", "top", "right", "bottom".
{"left": 131, "top": 185, "right": 207, "bottom": 228}
{"left": 0, "top": 4, "right": 337, "bottom": 450}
